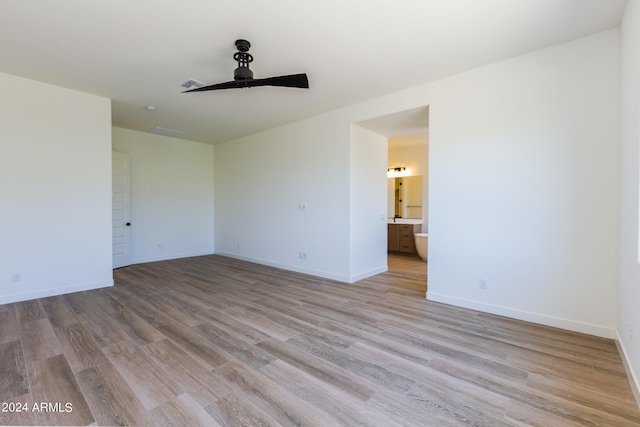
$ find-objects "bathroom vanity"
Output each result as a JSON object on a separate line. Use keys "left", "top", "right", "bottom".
{"left": 388, "top": 221, "right": 422, "bottom": 255}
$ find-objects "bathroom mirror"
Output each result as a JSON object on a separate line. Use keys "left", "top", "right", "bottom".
{"left": 388, "top": 175, "right": 422, "bottom": 218}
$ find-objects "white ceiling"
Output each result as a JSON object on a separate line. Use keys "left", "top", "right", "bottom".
{"left": 0, "top": 0, "right": 627, "bottom": 144}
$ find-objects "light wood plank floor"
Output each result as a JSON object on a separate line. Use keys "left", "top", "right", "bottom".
{"left": 1, "top": 254, "right": 638, "bottom": 426}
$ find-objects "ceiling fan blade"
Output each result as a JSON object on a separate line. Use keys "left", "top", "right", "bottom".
{"left": 245, "top": 73, "right": 309, "bottom": 89}
{"left": 182, "top": 80, "right": 246, "bottom": 92}
{"left": 183, "top": 73, "right": 309, "bottom": 93}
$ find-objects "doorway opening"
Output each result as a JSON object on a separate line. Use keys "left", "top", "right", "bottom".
{"left": 354, "top": 106, "right": 429, "bottom": 293}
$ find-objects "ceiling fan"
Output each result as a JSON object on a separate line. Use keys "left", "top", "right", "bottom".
{"left": 182, "top": 39, "right": 309, "bottom": 92}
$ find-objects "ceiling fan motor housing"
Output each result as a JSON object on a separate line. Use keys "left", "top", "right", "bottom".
{"left": 234, "top": 65, "right": 253, "bottom": 80}
{"left": 233, "top": 39, "right": 254, "bottom": 81}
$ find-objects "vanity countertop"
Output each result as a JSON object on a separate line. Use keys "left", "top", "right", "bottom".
{"left": 387, "top": 218, "right": 423, "bottom": 225}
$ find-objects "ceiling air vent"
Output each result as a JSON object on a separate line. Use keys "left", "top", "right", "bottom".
{"left": 181, "top": 79, "right": 205, "bottom": 90}
{"left": 148, "top": 126, "right": 184, "bottom": 138}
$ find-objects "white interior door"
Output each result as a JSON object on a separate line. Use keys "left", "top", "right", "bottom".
{"left": 112, "top": 151, "right": 132, "bottom": 268}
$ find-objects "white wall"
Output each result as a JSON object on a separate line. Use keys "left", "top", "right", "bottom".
{"left": 426, "top": 30, "right": 620, "bottom": 338}
{"left": 214, "top": 119, "right": 390, "bottom": 283}
{"left": 112, "top": 127, "right": 214, "bottom": 264}
{"left": 350, "top": 125, "right": 388, "bottom": 280}
{"left": 214, "top": 114, "right": 354, "bottom": 281}
{"left": 618, "top": 0, "right": 640, "bottom": 402}
{"left": 0, "top": 72, "right": 113, "bottom": 304}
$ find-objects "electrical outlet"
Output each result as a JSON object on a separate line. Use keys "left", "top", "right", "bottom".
{"left": 479, "top": 278, "right": 488, "bottom": 290}
{"left": 299, "top": 252, "right": 308, "bottom": 260}
{"left": 157, "top": 243, "right": 162, "bottom": 250}
{"left": 11, "top": 272, "right": 21, "bottom": 282}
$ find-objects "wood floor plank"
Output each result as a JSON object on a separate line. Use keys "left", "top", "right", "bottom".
{"left": 234, "top": 298, "right": 331, "bottom": 336}
{"left": 366, "top": 387, "right": 471, "bottom": 427}
{"left": 0, "top": 393, "right": 35, "bottom": 426}
{"left": 0, "top": 340, "right": 29, "bottom": 402}
{"left": 221, "top": 306, "right": 299, "bottom": 341}
{"left": 108, "top": 308, "right": 165, "bottom": 345}
{"left": 144, "top": 339, "right": 232, "bottom": 407}
{"left": 19, "top": 318, "right": 62, "bottom": 364}
{"left": 593, "top": 364, "right": 639, "bottom": 403}
{"left": 76, "top": 309, "right": 129, "bottom": 348}
{"left": 286, "top": 334, "right": 416, "bottom": 393}
{"left": 40, "top": 296, "right": 78, "bottom": 328}
{"left": 102, "top": 340, "right": 182, "bottom": 410}
{"left": 147, "top": 297, "right": 203, "bottom": 327}
{"left": 112, "top": 277, "right": 162, "bottom": 300}
{"left": 298, "top": 299, "right": 382, "bottom": 328}
{"left": 406, "top": 380, "right": 513, "bottom": 426}
{"left": 128, "top": 299, "right": 177, "bottom": 328}
{"left": 161, "top": 289, "right": 216, "bottom": 314}
{"left": 192, "top": 321, "right": 275, "bottom": 370}
{"left": 504, "top": 399, "right": 587, "bottom": 427}
{"left": 428, "top": 355, "right": 640, "bottom": 427}
{"left": 319, "top": 318, "right": 434, "bottom": 367}
{"left": 76, "top": 361, "right": 154, "bottom": 426}
{"left": 346, "top": 340, "right": 506, "bottom": 415}
{"left": 382, "top": 316, "right": 512, "bottom": 362}
{"left": 259, "top": 359, "right": 402, "bottom": 427}
{"left": 179, "top": 286, "right": 240, "bottom": 311}
{"left": 0, "top": 253, "right": 637, "bottom": 426}
{"left": 474, "top": 312, "right": 622, "bottom": 365}
{"left": 14, "top": 300, "right": 47, "bottom": 323}
{"left": 103, "top": 283, "right": 145, "bottom": 307}
{"left": 248, "top": 286, "right": 310, "bottom": 309}
{"left": 149, "top": 393, "right": 222, "bottom": 427}
{"left": 507, "top": 348, "right": 624, "bottom": 404}
{"left": 205, "top": 391, "right": 280, "bottom": 427}
{"left": 463, "top": 322, "right": 626, "bottom": 378}
{"left": 87, "top": 289, "right": 126, "bottom": 314}
{"left": 527, "top": 371, "right": 640, "bottom": 423}
{"left": 197, "top": 308, "right": 271, "bottom": 344}
{"left": 156, "top": 322, "right": 233, "bottom": 370}
{"left": 27, "top": 354, "right": 94, "bottom": 426}
{"left": 379, "top": 321, "right": 529, "bottom": 383}
{"left": 257, "top": 337, "right": 376, "bottom": 402}
{"left": 215, "top": 360, "right": 341, "bottom": 427}
{"left": 0, "top": 305, "right": 19, "bottom": 345}
{"left": 53, "top": 323, "right": 108, "bottom": 373}
{"left": 63, "top": 291, "right": 100, "bottom": 315}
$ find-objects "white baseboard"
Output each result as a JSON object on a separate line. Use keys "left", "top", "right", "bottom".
{"left": 615, "top": 332, "right": 640, "bottom": 408}
{"left": 427, "top": 292, "right": 616, "bottom": 339}
{"left": 0, "top": 279, "right": 114, "bottom": 304}
{"left": 131, "top": 249, "right": 214, "bottom": 265}
{"left": 348, "top": 265, "right": 389, "bottom": 283}
{"left": 215, "top": 251, "right": 387, "bottom": 284}
{"left": 215, "top": 251, "right": 354, "bottom": 283}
